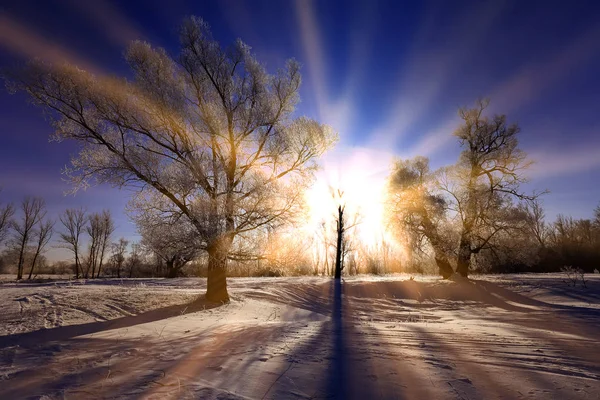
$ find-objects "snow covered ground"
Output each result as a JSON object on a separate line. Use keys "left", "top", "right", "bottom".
{"left": 0, "top": 273, "right": 599, "bottom": 399}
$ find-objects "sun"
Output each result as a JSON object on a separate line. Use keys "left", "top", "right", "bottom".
{"left": 303, "top": 147, "right": 395, "bottom": 249}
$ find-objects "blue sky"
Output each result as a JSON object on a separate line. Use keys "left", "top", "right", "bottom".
{"left": 1, "top": 0, "right": 599, "bottom": 260}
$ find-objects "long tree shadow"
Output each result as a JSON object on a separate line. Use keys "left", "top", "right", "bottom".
{"left": 246, "top": 279, "right": 384, "bottom": 399}
{"left": 0, "top": 295, "right": 221, "bottom": 349}
{"left": 326, "top": 279, "right": 347, "bottom": 399}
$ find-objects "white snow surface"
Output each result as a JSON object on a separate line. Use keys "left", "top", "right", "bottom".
{"left": 0, "top": 273, "right": 599, "bottom": 399}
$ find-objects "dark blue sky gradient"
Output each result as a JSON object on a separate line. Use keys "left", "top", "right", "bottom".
{"left": 1, "top": 0, "right": 599, "bottom": 260}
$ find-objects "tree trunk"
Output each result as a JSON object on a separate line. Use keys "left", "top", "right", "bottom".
{"left": 434, "top": 253, "right": 454, "bottom": 279}
{"left": 17, "top": 238, "right": 26, "bottom": 280}
{"left": 334, "top": 205, "right": 344, "bottom": 280}
{"left": 456, "top": 165, "right": 478, "bottom": 278}
{"left": 429, "top": 239, "right": 454, "bottom": 278}
{"left": 418, "top": 207, "right": 454, "bottom": 278}
{"left": 74, "top": 255, "right": 80, "bottom": 279}
{"left": 96, "top": 241, "right": 108, "bottom": 278}
{"left": 90, "top": 256, "right": 96, "bottom": 280}
{"left": 166, "top": 259, "right": 178, "bottom": 278}
{"left": 206, "top": 246, "right": 230, "bottom": 302}
{"left": 456, "top": 235, "right": 471, "bottom": 277}
{"left": 96, "top": 259, "right": 103, "bottom": 278}
{"left": 27, "top": 252, "right": 40, "bottom": 280}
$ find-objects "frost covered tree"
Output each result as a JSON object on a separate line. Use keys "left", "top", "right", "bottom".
{"left": 131, "top": 192, "right": 201, "bottom": 278}
{"left": 387, "top": 157, "right": 454, "bottom": 278}
{"left": 4, "top": 16, "right": 336, "bottom": 301}
{"left": 441, "top": 99, "right": 537, "bottom": 277}
{"left": 12, "top": 197, "right": 46, "bottom": 280}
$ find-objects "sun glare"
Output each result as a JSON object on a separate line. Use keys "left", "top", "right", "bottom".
{"left": 304, "top": 147, "right": 396, "bottom": 249}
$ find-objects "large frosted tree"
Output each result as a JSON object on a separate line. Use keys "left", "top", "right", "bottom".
{"left": 5, "top": 16, "right": 335, "bottom": 301}
{"left": 441, "top": 99, "right": 536, "bottom": 277}
{"left": 387, "top": 101, "right": 537, "bottom": 277}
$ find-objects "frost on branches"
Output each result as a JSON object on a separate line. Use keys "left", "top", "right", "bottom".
{"left": 4, "top": 16, "right": 337, "bottom": 301}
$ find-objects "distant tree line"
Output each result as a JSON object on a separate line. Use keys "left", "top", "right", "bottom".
{"left": 0, "top": 197, "right": 147, "bottom": 279}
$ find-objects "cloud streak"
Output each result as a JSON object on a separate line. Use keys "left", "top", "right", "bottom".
{"left": 67, "top": 0, "right": 144, "bottom": 48}
{"left": 0, "top": 14, "right": 99, "bottom": 72}
{"left": 294, "top": 0, "right": 369, "bottom": 138}
{"left": 366, "top": 1, "right": 506, "bottom": 150}
{"left": 528, "top": 142, "right": 600, "bottom": 179}
{"left": 491, "top": 23, "right": 600, "bottom": 114}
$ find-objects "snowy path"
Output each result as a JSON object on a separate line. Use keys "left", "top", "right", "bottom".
{"left": 0, "top": 275, "right": 599, "bottom": 399}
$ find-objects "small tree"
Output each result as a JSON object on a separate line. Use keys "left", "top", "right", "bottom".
{"left": 27, "top": 219, "right": 54, "bottom": 279}
{"left": 330, "top": 190, "right": 358, "bottom": 280}
{"left": 334, "top": 204, "right": 346, "bottom": 280}
{"left": 83, "top": 210, "right": 115, "bottom": 279}
{"left": 96, "top": 210, "right": 115, "bottom": 278}
{"left": 12, "top": 197, "right": 46, "bottom": 280}
{"left": 85, "top": 212, "right": 102, "bottom": 278}
{"left": 58, "top": 208, "right": 87, "bottom": 279}
{"left": 127, "top": 242, "right": 142, "bottom": 278}
{"left": 110, "top": 238, "right": 128, "bottom": 278}
{"left": 521, "top": 199, "right": 548, "bottom": 248}
{"left": 0, "top": 191, "right": 14, "bottom": 248}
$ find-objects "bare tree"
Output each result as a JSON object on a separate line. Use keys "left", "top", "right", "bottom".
{"left": 58, "top": 208, "right": 87, "bottom": 279}
{"left": 13, "top": 197, "right": 46, "bottom": 280}
{"left": 316, "top": 220, "right": 334, "bottom": 276}
{"left": 444, "top": 99, "right": 538, "bottom": 277}
{"left": 0, "top": 191, "right": 14, "bottom": 247}
{"left": 387, "top": 157, "right": 454, "bottom": 278}
{"left": 521, "top": 199, "right": 548, "bottom": 248}
{"left": 330, "top": 190, "right": 359, "bottom": 279}
{"left": 85, "top": 211, "right": 115, "bottom": 278}
{"left": 334, "top": 204, "right": 346, "bottom": 280}
{"left": 110, "top": 237, "right": 128, "bottom": 278}
{"left": 5, "top": 16, "right": 336, "bottom": 301}
{"left": 27, "top": 219, "right": 54, "bottom": 279}
{"left": 85, "top": 212, "right": 102, "bottom": 278}
{"left": 127, "top": 242, "right": 142, "bottom": 278}
{"left": 95, "top": 210, "right": 115, "bottom": 278}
